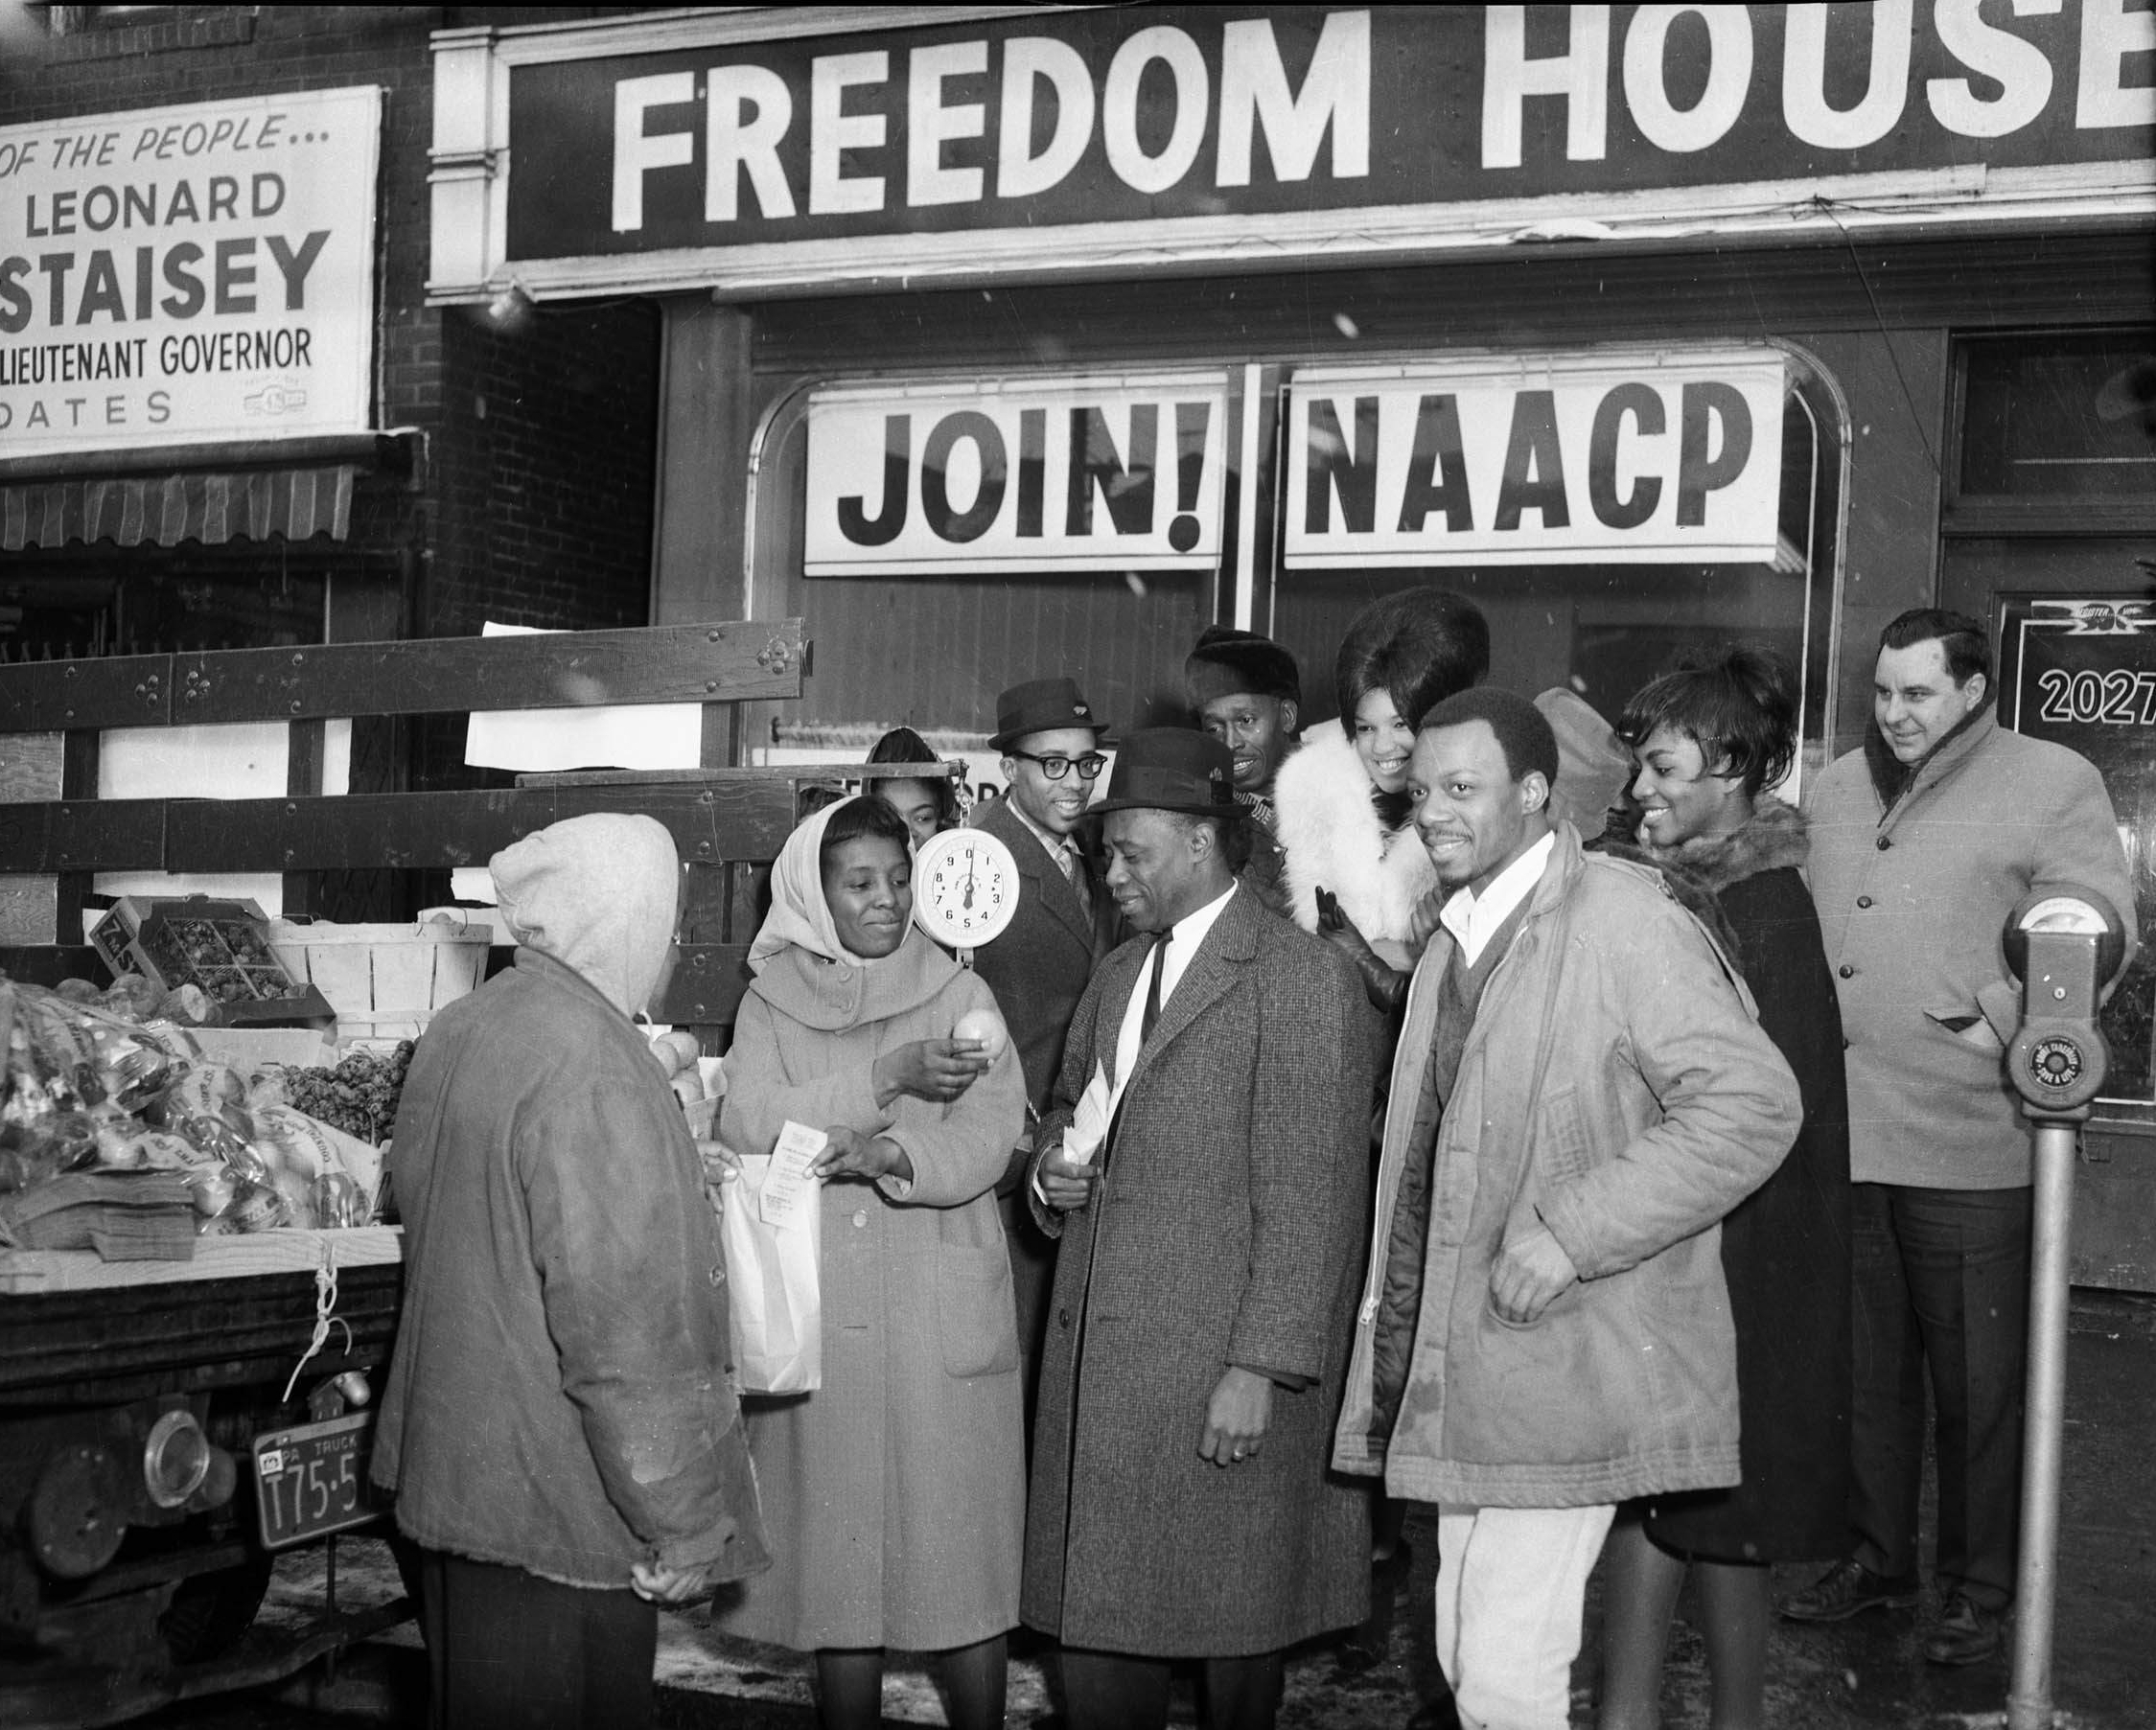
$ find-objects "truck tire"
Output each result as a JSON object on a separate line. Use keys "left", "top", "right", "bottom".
{"left": 160, "top": 1554, "right": 273, "bottom": 1664}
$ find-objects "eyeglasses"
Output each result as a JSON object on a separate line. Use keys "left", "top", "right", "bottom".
{"left": 1008, "top": 749, "right": 1107, "bottom": 782}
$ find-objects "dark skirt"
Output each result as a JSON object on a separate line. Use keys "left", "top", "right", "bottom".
{"left": 1644, "top": 865, "right": 1853, "bottom": 1564}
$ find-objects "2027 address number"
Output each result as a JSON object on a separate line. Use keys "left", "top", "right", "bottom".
{"left": 2034, "top": 667, "right": 2156, "bottom": 727}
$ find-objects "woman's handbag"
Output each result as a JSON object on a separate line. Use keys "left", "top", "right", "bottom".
{"left": 718, "top": 1151, "right": 823, "bottom": 1393}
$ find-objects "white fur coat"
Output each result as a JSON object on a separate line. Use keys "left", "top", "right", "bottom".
{"left": 1271, "top": 723, "right": 1439, "bottom": 966}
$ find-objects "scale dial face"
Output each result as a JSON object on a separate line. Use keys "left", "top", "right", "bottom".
{"left": 914, "top": 827, "right": 1021, "bottom": 948}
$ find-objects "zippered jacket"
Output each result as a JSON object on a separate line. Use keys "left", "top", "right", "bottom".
{"left": 1332, "top": 823, "right": 1800, "bottom": 1507}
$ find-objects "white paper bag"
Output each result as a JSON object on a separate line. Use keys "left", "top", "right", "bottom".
{"left": 719, "top": 1149, "right": 823, "bottom": 1394}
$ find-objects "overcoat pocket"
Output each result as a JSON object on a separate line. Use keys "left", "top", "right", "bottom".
{"left": 1924, "top": 1007, "right": 2005, "bottom": 1051}
{"left": 938, "top": 1242, "right": 1021, "bottom": 1378}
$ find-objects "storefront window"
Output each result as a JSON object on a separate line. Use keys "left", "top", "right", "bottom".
{"left": 0, "top": 565, "right": 329, "bottom": 659}
{"left": 749, "top": 353, "right": 1843, "bottom": 800}
{"left": 1959, "top": 333, "right": 2156, "bottom": 499}
{"left": 1269, "top": 362, "right": 1842, "bottom": 791}
{"left": 1944, "top": 329, "right": 2156, "bottom": 1119}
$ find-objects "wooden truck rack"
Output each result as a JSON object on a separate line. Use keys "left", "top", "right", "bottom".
{"left": 0, "top": 616, "right": 862, "bottom": 1726}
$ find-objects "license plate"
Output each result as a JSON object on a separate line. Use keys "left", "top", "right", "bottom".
{"left": 251, "top": 1412, "right": 385, "bottom": 1551}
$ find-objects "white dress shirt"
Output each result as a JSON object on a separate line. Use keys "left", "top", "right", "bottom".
{"left": 1437, "top": 830, "right": 1555, "bottom": 967}
{"left": 1106, "top": 881, "right": 1238, "bottom": 1090}
{"left": 1054, "top": 881, "right": 1238, "bottom": 1172}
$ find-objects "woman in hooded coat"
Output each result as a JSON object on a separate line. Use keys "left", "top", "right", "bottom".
{"left": 710, "top": 796, "right": 1029, "bottom": 1730}
{"left": 1596, "top": 647, "right": 1852, "bottom": 1730}
{"left": 375, "top": 813, "right": 769, "bottom": 1730}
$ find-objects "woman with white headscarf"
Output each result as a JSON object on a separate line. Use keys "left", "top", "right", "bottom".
{"left": 710, "top": 796, "right": 1028, "bottom": 1730}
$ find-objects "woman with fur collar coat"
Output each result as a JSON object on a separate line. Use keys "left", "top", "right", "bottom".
{"left": 1596, "top": 649, "right": 1852, "bottom": 1730}
{"left": 1273, "top": 588, "right": 1489, "bottom": 1008}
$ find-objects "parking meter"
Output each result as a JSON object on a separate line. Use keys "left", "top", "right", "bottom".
{"left": 2000, "top": 883, "right": 2126, "bottom": 1730}
{"left": 2002, "top": 887, "right": 2127, "bottom": 1119}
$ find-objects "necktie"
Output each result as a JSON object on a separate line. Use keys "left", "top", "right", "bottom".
{"left": 1063, "top": 843, "right": 1093, "bottom": 920}
{"left": 1140, "top": 931, "right": 1171, "bottom": 1045}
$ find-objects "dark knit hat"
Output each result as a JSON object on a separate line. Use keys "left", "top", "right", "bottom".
{"left": 1092, "top": 728, "right": 1241, "bottom": 817}
{"left": 1184, "top": 626, "right": 1302, "bottom": 708}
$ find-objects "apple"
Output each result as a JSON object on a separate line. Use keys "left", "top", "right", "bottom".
{"left": 952, "top": 1006, "right": 1009, "bottom": 1063}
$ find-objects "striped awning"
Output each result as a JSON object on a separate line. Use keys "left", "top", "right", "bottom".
{"left": 1, "top": 465, "right": 356, "bottom": 552}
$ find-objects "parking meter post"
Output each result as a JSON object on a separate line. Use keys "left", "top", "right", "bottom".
{"left": 2007, "top": 1117, "right": 2078, "bottom": 1730}
{"left": 1998, "top": 885, "right": 2124, "bottom": 1730}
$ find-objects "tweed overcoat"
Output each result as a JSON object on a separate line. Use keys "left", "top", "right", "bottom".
{"left": 708, "top": 956, "right": 1029, "bottom": 1651}
{"left": 1020, "top": 885, "right": 1375, "bottom": 1657}
{"left": 1807, "top": 712, "right": 2134, "bottom": 1189}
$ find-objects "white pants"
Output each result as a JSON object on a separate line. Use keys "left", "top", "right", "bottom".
{"left": 1434, "top": 1502, "right": 1616, "bottom": 1730}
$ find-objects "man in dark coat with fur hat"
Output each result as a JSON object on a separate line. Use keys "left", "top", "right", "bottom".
{"left": 1024, "top": 729, "right": 1374, "bottom": 1730}
{"left": 1184, "top": 626, "right": 1301, "bottom": 917}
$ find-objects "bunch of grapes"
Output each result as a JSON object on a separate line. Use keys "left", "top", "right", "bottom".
{"left": 283, "top": 1041, "right": 416, "bottom": 1144}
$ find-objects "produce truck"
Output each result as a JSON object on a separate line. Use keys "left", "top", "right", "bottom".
{"left": 0, "top": 620, "right": 822, "bottom": 1724}
{"left": 0, "top": 1225, "right": 407, "bottom": 1725}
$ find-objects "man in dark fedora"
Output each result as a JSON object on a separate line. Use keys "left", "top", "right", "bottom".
{"left": 972, "top": 676, "right": 1121, "bottom": 1429}
{"left": 1022, "top": 729, "right": 1374, "bottom": 1730}
{"left": 1184, "top": 626, "right": 1301, "bottom": 916}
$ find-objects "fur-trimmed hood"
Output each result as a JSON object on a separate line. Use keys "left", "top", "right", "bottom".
{"left": 1271, "top": 721, "right": 1438, "bottom": 961}
{"left": 1637, "top": 796, "right": 1809, "bottom": 894}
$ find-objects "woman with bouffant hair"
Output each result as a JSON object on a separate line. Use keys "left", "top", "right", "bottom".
{"left": 1271, "top": 587, "right": 1489, "bottom": 1011}
{"left": 1597, "top": 644, "right": 1852, "bottom": 1730}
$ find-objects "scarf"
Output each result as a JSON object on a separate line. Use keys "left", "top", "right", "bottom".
{"left": 1864, "top": 704, "right": 1988, "bottom": 814}
{"left": 747, "top": 796, "right": 959, "bottom": 1032}
{"left": 1634, "top": 796, "right": 1810, "bottom": 894}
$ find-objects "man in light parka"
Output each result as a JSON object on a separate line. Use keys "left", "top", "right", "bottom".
{"left": 1331, "top": 688, "right": 1800, "bottom": 1730}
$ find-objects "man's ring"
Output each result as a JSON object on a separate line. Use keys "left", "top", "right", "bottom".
{"left": 1231, "top": 1448, "right": 1245, "bottom": 1461}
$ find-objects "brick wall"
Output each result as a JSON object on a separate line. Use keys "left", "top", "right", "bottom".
{"left": 2, "top": 4, "right": 671, "bottom": 898}
{"left": 0, "top": 4, "right": 662, "bottom": 649}
{"left": 427, "top": 300, "right": 661, "bottom": 639}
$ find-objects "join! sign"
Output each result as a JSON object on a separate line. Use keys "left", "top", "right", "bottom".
{"left": 803, "top": 374, "right": 1228, "bottom": 576}
{"left": 1286, "top": 349, "right": 1786, "bottom": 567}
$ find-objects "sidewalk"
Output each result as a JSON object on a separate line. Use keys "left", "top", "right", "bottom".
{"left": 1582, "top": 1288, "right": 2156, "bottom": 1730}
{"left": 242, "top": 1290, "right": 2156, "bottom": 1729}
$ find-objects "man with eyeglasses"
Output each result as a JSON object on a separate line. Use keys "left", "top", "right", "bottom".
{"left": 973, "top": 677, "right": 1121, "bottom": 1437}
